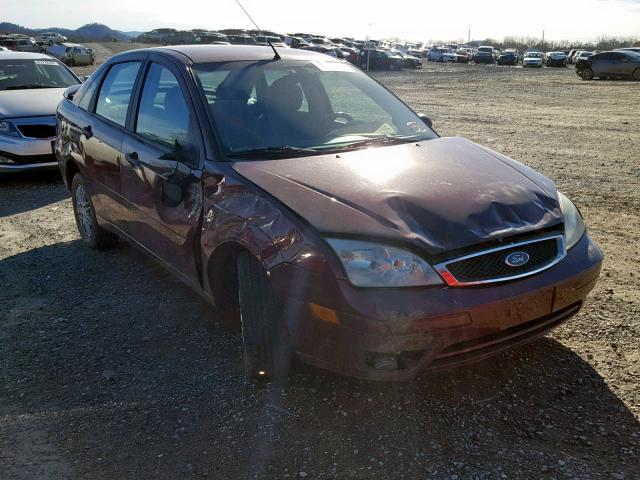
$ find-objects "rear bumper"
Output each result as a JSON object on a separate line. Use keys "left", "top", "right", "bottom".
{"left": 270, "top": 232, "right": 603, "bottom": 381}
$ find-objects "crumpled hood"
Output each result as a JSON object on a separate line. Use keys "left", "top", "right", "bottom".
{"left": 232, "top": 137, "right": 563, "bottom": 256}
{"left": 0, "top": 88, "right": 66, "bottom": 118}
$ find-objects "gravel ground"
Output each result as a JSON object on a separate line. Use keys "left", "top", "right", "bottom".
{"left": 0, "top": 45, "right": 639, "bottom": 479}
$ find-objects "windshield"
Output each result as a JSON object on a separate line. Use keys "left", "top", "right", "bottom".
{"left": 527, "top": 53, "right": 543, "bottom": 58}
{"left": 0, "top": 58, "right": 78, "bottom": 91}
{"left": 478, "top": 47, "right": 492, "bottom": 53}
{"left": 194, "top": 59, "right": 437, "bottom": 158}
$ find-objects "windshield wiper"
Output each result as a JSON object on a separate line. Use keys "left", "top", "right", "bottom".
{"left": 227, "top": 146, "right": 321, "bottom": 159}
{"left": 4, "top": 84, "right": 60, "bottom": 90}
{"left": 325, "top": 135, "right": 422, "bottom": 152}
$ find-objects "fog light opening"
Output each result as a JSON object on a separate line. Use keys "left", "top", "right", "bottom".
{"left": 366, "top": 350, "right": 426, "bottom": 371}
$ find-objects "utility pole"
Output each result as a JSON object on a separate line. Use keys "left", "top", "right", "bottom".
{"left": 542, "top": 29, "right": 545, "bottom": 45}
{"left": 468, "top": 28, "right": 471, "bottom": 44}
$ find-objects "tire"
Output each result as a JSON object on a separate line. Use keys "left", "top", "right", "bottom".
{"left": 581, "top": 68, "right": 594, "bottom": 80}
{"left": 634, "top": 69, "right": 640, "bottom": 81}
{"left": 71, "top": 173, "right": 118, "bottom": 249}
{"left": 237, "top": 251, "right": 292, "bottom": 382}
{"left": 68, "top": 58, "right": 75, "bottom": 67}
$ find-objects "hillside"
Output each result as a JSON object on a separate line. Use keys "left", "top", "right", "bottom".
{"left": 0, "top": 22, "right": 130, "bottom": 41}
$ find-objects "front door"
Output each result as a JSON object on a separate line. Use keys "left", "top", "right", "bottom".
{"left": 120, "top": 60, "right": 204, "bottom": 286}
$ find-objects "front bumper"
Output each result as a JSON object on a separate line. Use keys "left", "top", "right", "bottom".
{"left": 0, "top": 118, "right": 58, "bottom": 173}
{"left": 524, "top": 61, "right": 543, "bottom": 68}
{"left": 270, "top": 232, "right": 603, "bottom": 380}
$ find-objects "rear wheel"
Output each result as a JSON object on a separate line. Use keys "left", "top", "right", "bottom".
{"left": 633, "top": 69, "right": 640, "bottom": 81}
{"left": 581, "top": 68, "right": 594, "bottom": 80}
{"left": 71, "top": 174, "right": 118, "bottom": 249}
{"left": 237, "top": 251, "right": 292, "bottom": 382}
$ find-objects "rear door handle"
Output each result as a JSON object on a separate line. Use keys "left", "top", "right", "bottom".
{"left": 81, "top": 125, "right": 92, "bottom": 139}
{"left": 124, "top": 151, "right": 140, "bottom": 168}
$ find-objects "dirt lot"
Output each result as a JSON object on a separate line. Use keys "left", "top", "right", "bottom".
{"left": 1, "top": 43, "right": 639, "bottom": 479}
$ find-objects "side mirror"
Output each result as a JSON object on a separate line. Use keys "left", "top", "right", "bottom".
{"left": 81, "top": 75, "right": 91, "bottom": 83}
{"left": 63, "top": 84, "right": 82, "bottom": 101}
{"left": 418, "top": 113, "right": 433, "bottom": 129}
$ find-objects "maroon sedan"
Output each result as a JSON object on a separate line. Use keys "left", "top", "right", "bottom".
{"left": 56, "top": 46, "right": 603, "bottom": 381}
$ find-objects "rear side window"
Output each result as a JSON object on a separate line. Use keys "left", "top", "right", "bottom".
{"left": 95, "top": 61, "right": 141, "bottom": 127}
{"left": 135, "top": 63, "right": 194, "bottom": 156}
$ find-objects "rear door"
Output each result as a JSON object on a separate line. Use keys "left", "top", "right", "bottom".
{"left": 119, "top": 57, "right": 204, "bottom": 285}
{"left": 79, "top": 58, "right": 144, "bottom": 232}
{"left": 591, "top": 53, "right": 610, "bottom": 75}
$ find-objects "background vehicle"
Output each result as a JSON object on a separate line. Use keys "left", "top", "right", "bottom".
{"left": 194, "top": 33, "right": 231, "bottom": 45}
{"left": 455, "top": 49, "right": 473, "bottom": 63}
{"left": 0, "top": 38, "right": 41, "bottom": 53}
{"left": 358, "top": 49, "right": 405, "bottom": 69}
{"left": 0, "top": 51, "right": 80, "bottom": 172}
{"left": 497, "top": 49, "right": 518, "bottom": 66}
{"left": 427, "top": 47, "right": 456, "bottom": 62}
{"left": 577, "top": 50, "right": 640, "bottom": 80}
{"left": 523, "top": 52, "right": 544, "bottom": 68}
{"left": 615, "top": 47, "right": 640, "bottom": 55}
{"left": 392, "top": 49, "right": 423, "bottom": 68}
{"left": 301, "top": 44, "right": 337, "bottom": 57}
{"left": 55, "top": 45, "right": 602, "bottom": 382}
{"left": 284, "top": 36, "right": 310, "bottom": 48}
{"left": 474, "top": 46, "right": 495, "bottom": 64}
{"left": 46, "top": 43, "right": 95, "bottom": 66}
{"left": 574, "top": 51, "right": 594, "bottom": 63}
{"left": 227, "top": 34, "right": 257, "bottom": 45}
{"left": 139, "top": 28, "right": 176, "bottom": 43}
{"left": 546, "top": 51, "right": 568, "bottom": 67}
{"left": 161, "top": 31, "right": 196, "bottom": 46}
{"left": 253, "top": 35, "right": 287, "bottom": 47}
{"left": 36, "top": 32, "right": 67, "bottom": 45}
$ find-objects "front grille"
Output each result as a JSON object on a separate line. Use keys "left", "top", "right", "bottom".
{"left": 17, "top": 124, "right": 56, "bottom": 139}
{"left": 436, "top": 235, "right": 564, "bottom": 286}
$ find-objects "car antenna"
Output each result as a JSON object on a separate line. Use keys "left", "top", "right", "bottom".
{"left": 234, "top": 0, "right": 281, "bottom": 61}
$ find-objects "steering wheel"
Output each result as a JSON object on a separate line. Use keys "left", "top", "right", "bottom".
{"left": 325, "top": 112, "right": 354, "bottom": 125}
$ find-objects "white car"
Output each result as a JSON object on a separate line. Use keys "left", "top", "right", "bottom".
{"left": 46, "top": 43, "right": 94, "bottom": 66}
{"left": 37, "top": 32, "right": 67, "bottom": 45}
{"left": 574, "top": 51, "right": 594, "bottom": 62}
{"left": 427, "top": 47, "right": 456, "bottom": 62}
{"left": 523, "top": 52, "right": 544, "bottom": 68}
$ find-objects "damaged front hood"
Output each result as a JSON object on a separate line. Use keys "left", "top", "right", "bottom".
{"left": 232, "top": 137, "right": 563, "bottom": 256}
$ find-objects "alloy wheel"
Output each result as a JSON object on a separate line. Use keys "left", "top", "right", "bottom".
{"left": 74, "top": 184, "right": 93, "bottom": 239}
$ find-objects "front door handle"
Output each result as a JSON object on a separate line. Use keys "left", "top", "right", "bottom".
{"left": 124, "top": 151, "right": 140, "bottom": 168}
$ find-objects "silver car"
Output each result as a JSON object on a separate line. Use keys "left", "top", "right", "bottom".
{"left": 46, "top": 43, "right": 95, "bottom": 66}
{"left": 0, "top": 51, "right": 80, "bottom": 172}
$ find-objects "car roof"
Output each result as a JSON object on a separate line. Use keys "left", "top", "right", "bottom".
{"left": 119, "top": 45, "right": 337, "bottom": 64}
{"left": 0, "top": 51, "right": 55, "bottom": 61}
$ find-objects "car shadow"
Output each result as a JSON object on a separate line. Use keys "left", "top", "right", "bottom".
{"left": 1, "top": 240, "right": 637, "bottom": 479}
{"left": 0, "top": 170, "right": 68, "bottom": 217}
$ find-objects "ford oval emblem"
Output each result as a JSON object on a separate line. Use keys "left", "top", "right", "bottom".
{"left": 505, "top": 251, "right": 530, "bottom": 267}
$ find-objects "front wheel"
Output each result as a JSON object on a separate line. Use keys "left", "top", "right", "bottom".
{"left": 237, "top": 252, "right": 292, "bottom": 382}
{"left": 71, "top": 173, "right": 118, "bottom": 249}
{"left": 633, "top": 68, "right": 640, "bottom": 81}
{"left": 581, "top": 68, "right": 594, "bottom": 80}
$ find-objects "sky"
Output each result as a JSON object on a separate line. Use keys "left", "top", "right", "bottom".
{"left": 5, "top": 0, "right": 640, "bottom": 42}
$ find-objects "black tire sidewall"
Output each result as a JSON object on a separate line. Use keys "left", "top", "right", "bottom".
{"left": 237, "top": 252, "right": 292, "bottom": 381}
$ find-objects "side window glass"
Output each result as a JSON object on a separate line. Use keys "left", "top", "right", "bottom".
{"left": 78, "top": 76, "right": 99, "bottom": 111}
{"left": 136, "top": 63, "right": 197, "bottom": 165}
{"left": 95, "top": 61, "right": 141, "bottom": 127}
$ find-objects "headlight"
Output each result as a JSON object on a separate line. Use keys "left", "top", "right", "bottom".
{"left": 558, "top": 192, "right": 586, "bottom": 249}
{"left": 0, "top": 120, "right": 21, "bottom": 138}
{"left": 326, "top": 238, "right": 443, "bottom": 287}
